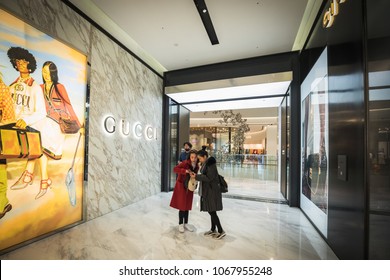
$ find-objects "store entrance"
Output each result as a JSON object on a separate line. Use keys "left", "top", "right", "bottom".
{"left": 189, "top": 107, "right": 285, "bottom": 202}
{"left": 163, "top": 73, "right": 291, "bottom": 203}
{"left": 162, "top": 68, "right": 296, "bottom": 205}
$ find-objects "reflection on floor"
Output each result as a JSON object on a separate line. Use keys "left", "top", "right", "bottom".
{"left": 0, "top": 192, "right": 338, "bottom": 260}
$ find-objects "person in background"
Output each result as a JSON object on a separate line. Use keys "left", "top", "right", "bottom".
{"left": 170, "top": 149, "right": 199, "bottom": 233}
{"left": 178, "top": 142, "right": 192, "bottom": 163}
{"left": 190, "top": 149, "right": 226, "bottom": 239}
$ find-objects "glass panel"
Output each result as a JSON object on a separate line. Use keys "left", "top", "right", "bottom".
{"left": 300, "top": 47, "right": 329, "bottom": 237}
{"left": 189, "top": 124, "right": 281, "bottom": 199}
{"left": 367, "top": 0, "right": 390, "bottom": 259}
{"left": 169, "top": 100, "right": 179, "bottom": 191}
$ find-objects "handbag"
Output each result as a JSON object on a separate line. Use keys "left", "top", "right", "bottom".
{"left": 45, "top": 85, "right": 80, "bottom": 134}
{"left": 59, "top": 117, "right": 80, "bottom": 134}
{"left": 184, "top": 174, "right": 197, "bottom": 192}
{"left": 0, "top": 123, "right": 42, "bottom": 159}
{"left": 218, "top": 174, "right": 228, "bottom": 193}
{"left": 187, "top": 176, "right": 197, "bottom": 192}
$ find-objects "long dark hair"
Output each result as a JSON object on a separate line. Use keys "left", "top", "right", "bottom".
{"left": 42, "top": 61, "right": 59, "bottom": 84}
{"left": 196, "top": 149, "right": 208, "bottom": 158}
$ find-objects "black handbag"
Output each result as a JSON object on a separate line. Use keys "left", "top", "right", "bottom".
{"left": 218, "top": 174, "right": 228, "bottom": 193}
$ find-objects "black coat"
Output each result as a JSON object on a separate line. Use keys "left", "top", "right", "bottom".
{"left": 195, "top": 157, "right": 223, "bottom": 212}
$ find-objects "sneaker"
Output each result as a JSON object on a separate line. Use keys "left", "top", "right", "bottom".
{"left": 184, "top": 224, "right": 194, "bottom": 232}
{"left": 204, "top": 230, "right": 217, "bottom": 236}
{"left": 178, "top": 224, "right": 185, "bottom": 233}
{"left": 213, "top": 231, "right": 226, "bottom": 240}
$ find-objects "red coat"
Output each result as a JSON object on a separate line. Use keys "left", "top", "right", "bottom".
{"left": 170, "top": 159, "right": 199, "bottom": 211}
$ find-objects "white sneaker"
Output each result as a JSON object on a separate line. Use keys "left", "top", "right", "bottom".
{"left": 184, "top": 224, "right": 194, "bottom": 232}
{"left": 179, "top": 224, "right": 185, "bottom": 233}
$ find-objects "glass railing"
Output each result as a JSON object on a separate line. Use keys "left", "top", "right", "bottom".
{"left": 213, "top": 153, "right": 277, "bottom": 165}
{"left": 213, "top": 154, "right": 278, "bottom": 181}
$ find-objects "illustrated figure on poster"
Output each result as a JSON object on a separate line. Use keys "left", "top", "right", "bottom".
{"left": 0, "top": 71, "right": 15, "bottom": 219}
{"left": 38, "top": 61, "right": 81, "bottom": 200}
{"left": 10, "top": 59, "right": 81, "bottom": 200}
{"left": 6, "top": 47, "right": 47, "bottom": 198}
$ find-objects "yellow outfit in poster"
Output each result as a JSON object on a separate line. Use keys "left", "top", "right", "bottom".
{"left": 0, "top": 76, "right": 15, "bottom": 219}
{"left": 0, "top": 164, "right": 11, "bottom": 215}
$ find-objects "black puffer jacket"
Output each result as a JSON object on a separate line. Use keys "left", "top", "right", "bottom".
{"left": 195, "top": 156, "right": 223, "bottom": 212}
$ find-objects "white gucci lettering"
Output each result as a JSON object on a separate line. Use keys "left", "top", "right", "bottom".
{"left": 103, "top": 116, "right": 157, "bottom": 140}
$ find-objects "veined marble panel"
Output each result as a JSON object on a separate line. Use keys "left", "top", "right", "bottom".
{"left": 87, "top": 27, "right": 163, "bottom": 220}
{"left": 0, "top": 0, "right": 91, "bottom": 56}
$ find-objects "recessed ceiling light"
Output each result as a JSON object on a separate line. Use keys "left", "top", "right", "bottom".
{"left": 203, "top": 9, "right": 207, "bottom": 13}
{"left": 166, "top": 81, "right": 291, "bottom": 104}
{"left": 183, "top": 97, "right": 284, "bottom": 112}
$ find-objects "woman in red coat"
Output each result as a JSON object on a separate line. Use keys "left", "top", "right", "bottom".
{"left": 170, "top": 149, "right": 198, "bottom": 233}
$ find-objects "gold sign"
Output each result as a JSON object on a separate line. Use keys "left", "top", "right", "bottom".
{"left": 323, "top": 0, "right": 347, "bottom": 28}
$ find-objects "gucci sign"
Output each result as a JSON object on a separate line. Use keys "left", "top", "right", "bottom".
{"left": 323, "top": 0, "right": 347, "bottom": 28}
{"left": 103, "top": 115, "right": 158, "bottom": 140}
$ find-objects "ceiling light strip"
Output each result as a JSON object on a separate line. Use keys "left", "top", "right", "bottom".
{"left": 179, "top": 93, "right": 287, "bottom": 105}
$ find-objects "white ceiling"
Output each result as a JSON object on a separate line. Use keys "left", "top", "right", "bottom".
{"left": 68, "top": 0, "right": 323, "bottom": 74}
{"left": 68, "top": 0, "right": 322, "bottom": 116}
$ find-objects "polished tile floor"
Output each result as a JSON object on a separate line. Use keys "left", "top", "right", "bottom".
{"left": 0, "top": 191, "right": 338, "bottom": 260}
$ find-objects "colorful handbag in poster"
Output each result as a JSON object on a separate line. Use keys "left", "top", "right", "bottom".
{"left": 0, "top": 123, "right": 43, "bottom": 159}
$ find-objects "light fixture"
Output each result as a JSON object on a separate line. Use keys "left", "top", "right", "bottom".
{"left": 193, "top": 0, "right": 219, "bottom": 45}
{"left": 183, "top": 97, "right": 285, "bottom": 112}
{"left": 166, "top": 80, "right": 291, "bottom": 104}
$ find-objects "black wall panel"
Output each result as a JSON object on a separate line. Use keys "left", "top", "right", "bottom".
{"left": 301, "top": 0, "right": 366, "bottom": 259}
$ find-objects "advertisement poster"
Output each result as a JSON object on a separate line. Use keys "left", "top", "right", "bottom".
{"left": 300, "top": 47, "right": 329, "bottom": 237}
{"left": 0, "top": 8, "right": 86, "bottom": 252}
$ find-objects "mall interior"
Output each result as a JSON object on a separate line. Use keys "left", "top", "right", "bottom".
{"left": 0, "top": 0, "right": 389, "bottom": 260}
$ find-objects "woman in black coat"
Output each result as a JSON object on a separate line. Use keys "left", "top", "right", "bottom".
{"left": 190, "top": 149, "right": 225, "bottom": 239}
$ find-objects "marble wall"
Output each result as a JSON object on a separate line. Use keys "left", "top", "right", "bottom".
{"left": 0, "top": 0, "right": 163, "bottom": 220}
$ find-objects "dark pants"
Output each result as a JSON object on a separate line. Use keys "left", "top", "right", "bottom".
{"left": 209, "top": 211, "right": 223, "bottom": 233}
{"left": 179, "top": 210, "right": 189, "bottom": 224}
